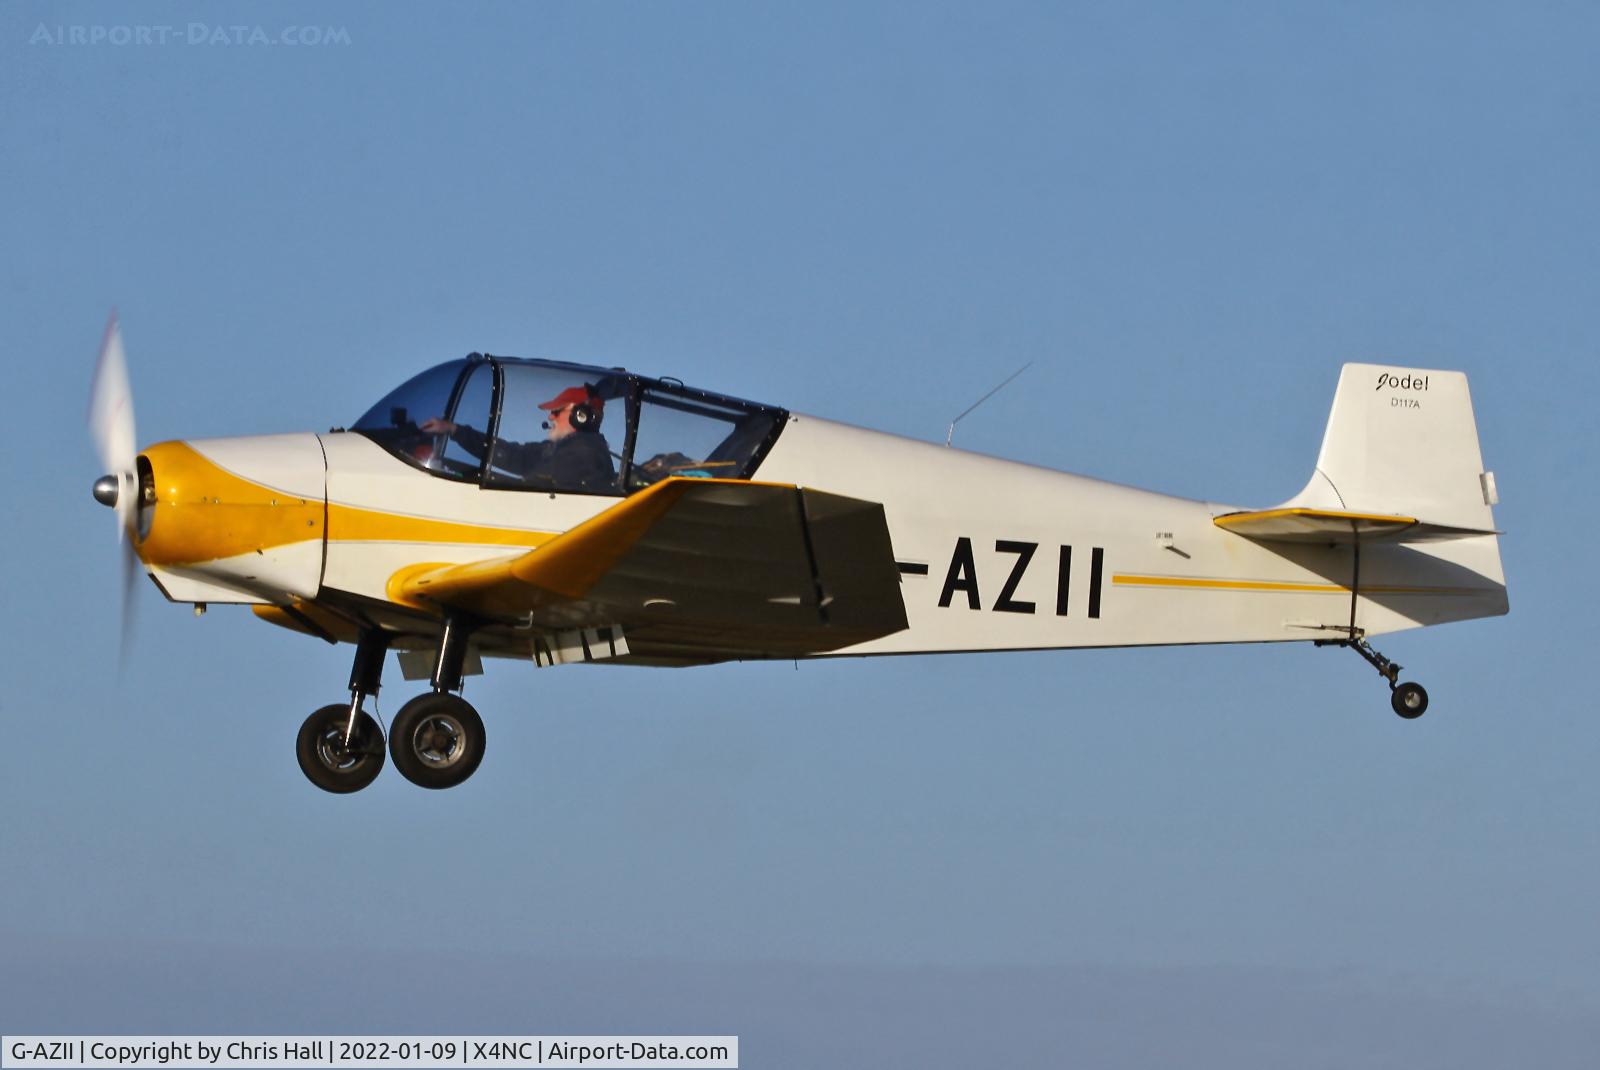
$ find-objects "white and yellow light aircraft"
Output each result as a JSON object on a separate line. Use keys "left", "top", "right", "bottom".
{"left": 89, "top": 318, "right": 1507, "bottom": 793}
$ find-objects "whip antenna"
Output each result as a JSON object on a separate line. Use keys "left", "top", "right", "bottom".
{"left": 946, "top": 362, "right": 1033, "bottom": 447}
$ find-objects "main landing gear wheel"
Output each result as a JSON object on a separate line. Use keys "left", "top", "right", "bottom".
{"left": 389, "top": 693, "right": 486, "bottom": 789}
{"left": 1391, "top": 682, "right": 1429, "bottom": 720}
{"left": 296, "top": 704, "right": 386, "bottom": 794}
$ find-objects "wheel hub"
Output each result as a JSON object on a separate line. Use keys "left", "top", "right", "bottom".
{"left": 412, "top": 714, "right": 464, "bottom": 767}
{"left": 316, "top": 727, "right": 367, "bottom": 770}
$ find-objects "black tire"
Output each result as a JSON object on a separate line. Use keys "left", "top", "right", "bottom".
{"left": 296, "top": 704, "right": 385, "bottom": 793}
{"left": 389, "top": 692, "right": 486, "bottom": 789}
{"left": 1391, "top": 682, "right": 1429, "bottom": 719}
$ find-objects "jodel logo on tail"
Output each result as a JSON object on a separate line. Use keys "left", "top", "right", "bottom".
{"left": 1376, "top": 372, "right": 1429, "bottom": 391}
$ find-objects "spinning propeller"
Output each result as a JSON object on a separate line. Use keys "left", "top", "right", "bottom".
{"left": 87, "top": 311, "right": 142, "bottom": 662}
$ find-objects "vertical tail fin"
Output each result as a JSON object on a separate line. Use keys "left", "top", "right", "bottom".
{"left": 1267, "top": 362, "right": 1509, "bottom": 634}
{"left": 1283, "top": 363, "right": 1499, "bottom": 532}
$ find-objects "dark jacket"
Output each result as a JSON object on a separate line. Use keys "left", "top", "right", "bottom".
{"left": 450, "top": 425, "right": 616, "bottom": 492}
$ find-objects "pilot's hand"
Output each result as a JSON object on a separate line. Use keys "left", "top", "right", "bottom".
{"left": 419, "top": 418, "right": 456, "bottom": 434}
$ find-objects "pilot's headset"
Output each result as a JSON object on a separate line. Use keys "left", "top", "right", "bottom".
{"left": 541, "top": 384, "right": 604, "bottom": 434}
{"left": 568, "top": 384, "right": 602, "bottom": 433}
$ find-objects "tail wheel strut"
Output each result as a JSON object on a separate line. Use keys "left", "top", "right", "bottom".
{"left": 1317, "top": 635, "right": 1430, "bottom": 720}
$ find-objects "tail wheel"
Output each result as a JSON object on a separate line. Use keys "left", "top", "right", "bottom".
{"left": 1391, "top": 682, "right": 1429, "bottom": 719}
{"left": 389, "top": 692, "right": 486, "bottom": 789}
{"left": 296, "top": 704, "right": 385, "bottom": 793}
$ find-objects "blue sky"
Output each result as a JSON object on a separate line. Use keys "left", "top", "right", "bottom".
{"left": 4, "top": 2, "right": 1598, "bottom": 1065}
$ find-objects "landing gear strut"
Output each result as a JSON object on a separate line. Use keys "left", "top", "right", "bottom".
{"left": 295, "top": 629, "right": 390, "bottom": 793}
{"left": 293, "top": 619, "right": 488, "bottom": 792}
{"left": 1317, "top": 634, "right": 1430, "bottom": 719}
{"left": 389, "top": 615, "right": 487, "bottom": 790}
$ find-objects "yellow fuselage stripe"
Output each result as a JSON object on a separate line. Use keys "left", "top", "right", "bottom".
{"left": 326, "top": 503, "right": 557, "bottom": 550}
{"left": 1115, "top": 574, "right": 1346, "bottom": 593}
{"left": 1113, "top": 574, "right": 1480, "bottom": 596}
{"left": 137, "top": 440, "right": 558, "bottom": 567}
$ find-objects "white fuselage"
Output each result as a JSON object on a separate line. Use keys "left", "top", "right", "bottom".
{"left": 753, "top": 414, "right": 1506, "bottom": 653}
{"left": 137, "top": 412, "right": 1506, "bottom": 660}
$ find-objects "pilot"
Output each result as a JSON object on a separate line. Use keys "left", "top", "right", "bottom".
{"left": 421, "top": 384, "right": 615, "bottom": 490}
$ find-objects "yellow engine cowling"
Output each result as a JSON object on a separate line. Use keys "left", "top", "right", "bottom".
{"left": 135, "top": 434, "right": 327, "bottom": 604}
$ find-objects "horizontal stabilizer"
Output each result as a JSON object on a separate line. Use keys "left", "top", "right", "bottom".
{"left": 1214, "top": 507, "right": 1498, "bottom": 544}
{"left": 395, "top": 477, "right": 908, "bottom": 660}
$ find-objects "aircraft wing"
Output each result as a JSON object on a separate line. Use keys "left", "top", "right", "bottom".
{"left": 1214, "top": 507, "right": 1498, "bottom": 543}
{"left": 395, "top": 478, "right": 908, "bottom": 662}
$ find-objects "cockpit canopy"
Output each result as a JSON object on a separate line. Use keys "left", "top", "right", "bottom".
{"left": 351, "top": 354, "right": 787, "bottom": 496}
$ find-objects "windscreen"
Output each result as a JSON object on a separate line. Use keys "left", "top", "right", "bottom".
{"left": 351, "top": 358, "right": 494, "bottom": 481}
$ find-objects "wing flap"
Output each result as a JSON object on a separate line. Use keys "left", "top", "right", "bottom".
{"left": 1214, "top": 507, "right": 1498, "bottom": 543}
{"left": 397, "top": 478, "right": 908, "bottom": 657}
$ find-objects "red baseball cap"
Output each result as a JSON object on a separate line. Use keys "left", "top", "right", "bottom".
{"left": 539, "top": 385, "right": 602, "bottom": 415}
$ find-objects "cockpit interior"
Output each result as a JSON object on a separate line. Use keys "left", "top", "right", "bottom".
{"left": 350, "top": 354, "right": 788, "bottom": 496}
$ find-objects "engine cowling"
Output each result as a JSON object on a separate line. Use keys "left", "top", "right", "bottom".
{"left": 134, "top": 434, "right": 327, "bottom": 604}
